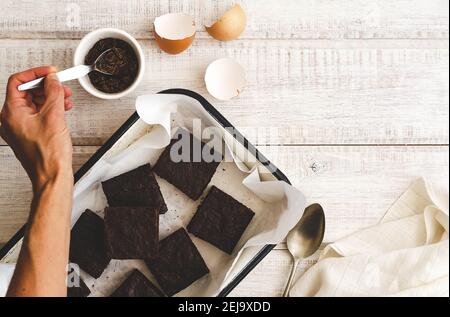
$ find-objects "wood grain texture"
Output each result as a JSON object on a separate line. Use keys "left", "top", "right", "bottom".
{"left": 0, "top": 145, "right": 447, "bottom": 246}
{"left": 229, "top": 248, "right": 322, "bottom": 297}
{"left": 0, "top": 39, "right": 448, "bottom": 145}
{"left": 259, "top": 145, "right": 449, "bottom": 242}
{"left": 0, "top": 0, "right": 448, "bottom": 40}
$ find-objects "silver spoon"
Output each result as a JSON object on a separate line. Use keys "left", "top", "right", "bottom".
{"left": 282, "top": 203, "right": 325, "bottom": 297}
{"left": 18, "top": 48, "right": 114, "bottom": 91}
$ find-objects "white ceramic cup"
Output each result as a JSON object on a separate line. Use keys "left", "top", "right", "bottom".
{"left": 74, "top": 28, "right": 145, "bottom": 99}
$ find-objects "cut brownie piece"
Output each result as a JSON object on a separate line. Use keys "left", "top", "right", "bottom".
{"left": 67, "top": 270, "right": 90, "bottom": 297}
{"left": 153, "top": 129, "right": 222, "bottom": 200}
{"left": 69, "top": 209, "right": 111, "bottom": 278}
{"left": 146, "top": 228, "right": 209, "bottom": 296}
{"left": 101, "top": 164, "right": 167, "bottom": 214}
{"left": 111, "top": 269, "right": 165, "bottom": 297}
{"left": 104, "top": 206, "right": 159, "bottom": 259}
{"left": 187, "top": 186, "right": 255, "bottom": 254}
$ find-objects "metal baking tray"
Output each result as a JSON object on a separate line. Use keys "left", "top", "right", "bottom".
{"left": 0, "top": 88, "right": 290, "bottom": 297}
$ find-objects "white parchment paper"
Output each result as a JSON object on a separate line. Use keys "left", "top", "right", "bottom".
{"left": 1, "top": 94, "right": 306, "bottom": 297}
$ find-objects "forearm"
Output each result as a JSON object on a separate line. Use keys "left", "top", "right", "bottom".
{"left": 7, "top": 170, "right": 73, "bottom": 297}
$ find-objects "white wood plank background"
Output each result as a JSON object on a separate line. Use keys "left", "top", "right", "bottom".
{"left": 1, "top": 0, "right": 448, "bottom": 40}
{"left": 0, "top": 0, "right": 448, "bottom": 296}
{"left": 0, "top": 39, "right": 448, "bottom": 145}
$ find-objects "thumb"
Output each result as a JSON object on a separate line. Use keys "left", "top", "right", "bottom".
{"left": 43, "top": 72, "right": 64, "bottom": 110}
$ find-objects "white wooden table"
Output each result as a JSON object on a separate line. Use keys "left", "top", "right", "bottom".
{"left": 0, "top": 0, "right": 448, "bottom": 296}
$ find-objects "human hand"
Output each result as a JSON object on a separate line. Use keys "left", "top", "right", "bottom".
{"left": 0, "top": 66, "right": 74, "bottom": 192}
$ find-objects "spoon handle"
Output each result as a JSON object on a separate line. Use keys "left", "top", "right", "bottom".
{"left": 18, "top": 65, "right": 92, "bottom": 91}
{"left": 282, "top": 258, "right": 299, "bottom": 297}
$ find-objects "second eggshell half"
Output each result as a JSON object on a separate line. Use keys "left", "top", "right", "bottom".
{"left": 154, "top": 13, "right": 196, "bottom": 54}
{"left": 206, "top": 4, "right": 247, "bottom": 41}
{"left": 205, "top": 58, "right": 246, "bottom": 101}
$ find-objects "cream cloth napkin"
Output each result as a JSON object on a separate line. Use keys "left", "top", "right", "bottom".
{"left": 290, "top": 178, "right": 449, "bottom": 297}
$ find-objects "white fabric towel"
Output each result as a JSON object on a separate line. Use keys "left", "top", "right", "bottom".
{"left": 290, "top": 178, "right": 449, "bottom": 297}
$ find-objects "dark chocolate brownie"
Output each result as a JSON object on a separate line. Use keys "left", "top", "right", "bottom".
{"left": 146, "top": 228, "right": 209, "bottom": 296}
{"left": 111, "top": 269, "right": 165, "bottom": 297}
{"left": 101, "top": 164, "right": 167, "bottom": 214}
{"left": 187, "top": 186, "right": 255, "bottom": 254}
{"left": 67, "top": 270, "right": 90, "bottom": 297}
{"left": 69, "top": 209, "right": 111, "bottom": 278}
{"left": 104, "top": 206, "right": 159, "bottom": 259}
{"left": 153, "top": 129, "right": 222, "bottom": 200}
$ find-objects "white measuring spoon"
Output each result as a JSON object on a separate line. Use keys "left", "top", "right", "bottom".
{"left": 18, "top": 49, "right": 114, "bottom": 91}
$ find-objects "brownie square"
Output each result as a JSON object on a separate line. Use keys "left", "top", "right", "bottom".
{"left": 146, "top": 228, "right": 209, "bottom": 296}
{"left": 104, "top": 206, "right": 159, "bottom": 259}
{"left": 101, "top": 164, "right": 167, "bottom": 214}
{"left": 153, "top": 129, "right": 222, "bottom": 200}
{"left": 187, "top": 186, "right": 255, "bottom": 254}
{"left": 111, "top": 269, "right": 164, "bottom": 297}
{"left": 67, "top": 270, "right": 90, "bottom": 297}
{"left": 69, "top": 209, "right": 111, "bottom": 278}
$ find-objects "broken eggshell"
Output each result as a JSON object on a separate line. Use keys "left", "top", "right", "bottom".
{"left": 204, "top": 58, "right": 245, "bottom": 101}
{"left": 205, "top": 4, "right": 246, "bottom": 41}
{"left": 154, "top": 13, "right": 196, "bottom": 54}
